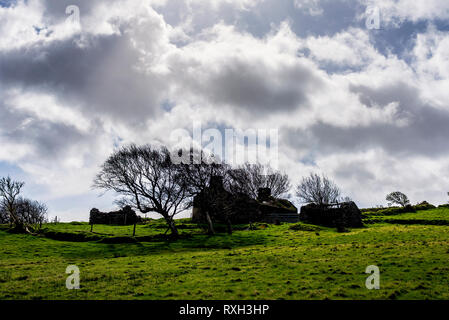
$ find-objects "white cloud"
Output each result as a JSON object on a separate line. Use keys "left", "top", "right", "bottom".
{"left": 318, "top": 149, "right": 449, "bottom": 207}
{"left": 1, "top": 0, "right": 449, "bottom": 219}
{"left": 4, "top": 89, "right": 91, "bottom": 132}
{"left": 294, "top": 0, "right": 324, "bottom": 16}
{"left": 303, "top": 28, "right": 380, "bottom": 67}
{"left": 412, "top": 26, "right": 449, "bottom": 109}
{"left": 361, "top": 0, "right": 449, "bottom": 25}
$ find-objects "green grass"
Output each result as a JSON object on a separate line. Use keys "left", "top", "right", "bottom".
{"left": 363, "top": 207, "right": 449, "bottom": 225}
{"left": 1, "top": 209, "right": 449, "bottom": 300}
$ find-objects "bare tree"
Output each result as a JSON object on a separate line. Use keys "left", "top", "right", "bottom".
{"left": 340, "top": 196, "right": 353, "bottom": 203}
{"left": 296, "top": 173, "right": 341, "bottom": 206}
{"left": 0, "top": 205, "right": 8, "bottom": 224}
{"left": 386, "top": 191, "right": 410, "bottom": 207}
{"left": 15, "top": 198, "right": 48, "bottom": 228}
{"left": 0, "top": 177, "right": 25, "bottom": 229}
{"left": 177, "top": 149, "right": 230, "bottom": 198}
{"left": 93, "top": 144, "right": 190, "bottom": 237}
{"left": 0, "top": 177, "right": 48, "bottom": 232}
{"left": 228, "top": 163, "right": 291, "bottom": 199}
{"left": 177, "top": 149, "right": 231, "bottom": 235}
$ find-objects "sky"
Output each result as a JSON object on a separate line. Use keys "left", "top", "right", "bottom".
{"left": 1, "top": 0, "right": 449, "bottom": 221}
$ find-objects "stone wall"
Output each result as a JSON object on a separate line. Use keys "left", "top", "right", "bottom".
{"left": 192, "top": 181, "right": 298, "bottom": 224}
{"left": 300, "top": 202, "right": 363, "bottom": 228}
{"left": 89, "top": 206, "right": 141, "bottom": 225}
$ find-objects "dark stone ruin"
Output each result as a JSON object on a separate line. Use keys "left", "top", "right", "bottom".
{"left": 300, "top": 202, "right": 364, "bottom": 230}
{"left": 192, "top": 176, "right": 299, "bottom": 225}
{"left": 89, "top": 206, "right": 141, "bottom": 226}
{"left": 257, "top": 188, "right": 272, "bottom": 202}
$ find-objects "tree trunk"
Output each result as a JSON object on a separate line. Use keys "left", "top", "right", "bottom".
{"left": 225, "top": 217, "right": 233, "bottom": 235}
{"left": 8, "top": 208, "right": 20, "bottom": 227}
{"left": 166, "top": 218, "right": 179, "bottom": 238}
{"left": 12, "top": 222, "right": 34, "bottom": 235}
{"left": 205, "top": 211, "right": 215, "bottom": 235}
{"left": 24, "top": 224, "right": 35, "bottom": 235}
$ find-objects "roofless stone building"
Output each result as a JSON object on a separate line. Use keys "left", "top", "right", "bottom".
{"left": 89, "top": 206, "right": 141, "bottom": 226}
{"left": 300, "top": 202, "right": 363, "bottom": 229}
{"left": 191, "top": 176, "right": 299, "bottom": 224}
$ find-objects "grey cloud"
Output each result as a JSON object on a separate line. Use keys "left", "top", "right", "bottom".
{"left": 41, "top": 0, "right": 102, "bottom": 20}
{"left": 0, "top": 100, "right": 96, "bottom": 160}
{"left": 0, "top": 33, "right": 166, "bottom": 126}
{"left": 333, "top": 160, "right": 376, "bottom": 181}
{"left": 350, "top": 82, "right": 420, "bottom": 110}
{"left": 0, "top": 23, "right": 160, "bottom": 163}
{"left": 236, "top": 0, "right": 364, "bottom": 38}
{"left": 286, "top": 82, "right": 449, "bottom": 158}
{"left": 309, "top": 107, "right": 449, "bottom": 156}
{"left": 2, "top": 0, "right": 449, "bottom": 210}
{"left": 177, "top": 57, "right": 324, "bottom": 116}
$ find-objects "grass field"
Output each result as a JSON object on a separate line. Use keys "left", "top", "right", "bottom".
{"left": 364, "top": 207, "right": 449, "bottom": 225}
{"left": 1, "top": 208, "right": 449, "bottom": 300}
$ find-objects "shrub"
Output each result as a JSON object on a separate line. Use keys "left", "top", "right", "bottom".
{"left": 296, "top": 173, "right": 341, "bottom": 206}
{"left": 414, "top": 201, "right": 436, "bottom": 211}
{"left": 69, "top": 222, "right": 86, "bottom": 225}
{"left": 363, "top": 205, "right": 416, "bottom": 217}
{"left": 386, "top": 191, "right": 410, "bottom": 207}
{"left": 289, "top": 223, "right": 322, "bottom": 232}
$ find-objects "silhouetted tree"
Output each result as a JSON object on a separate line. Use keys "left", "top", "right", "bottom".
{"left": 227, "top": 163, "right": 291, "bottom": 199}
{"left": 177, "top": 149, "right": 230, "bottom": 198}
{"left": 0, "top": 177, "right": 47, "bottom": 232}
{"left": 93, "top": 144, "right": 190, "bottom": 237}
{"left": 15, "top": 198, "right": 48, "bottom": 229}
{"left": 386, "top": 191, "right": 410, "bottom": 207}
{"left": 340, "top": 196, "right": 353, "bottom": 203}
{"left": 296, "top": 173, "right": 341, "bottom": 206}
{"left": 0, "top": 206, "right": 8, "bottom": 224}
{"left": 176, "top": 148, "right": 231, "bottom": 235}
{"left": 0, "top": 177, "right": 25, "bottom": 229}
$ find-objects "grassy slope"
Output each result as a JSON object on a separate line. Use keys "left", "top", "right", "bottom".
{"left": 1, "top": 208, "right": 449, "bottom": 300}
{"left": 364, "top": 207, "right": 449, "bottom": 225}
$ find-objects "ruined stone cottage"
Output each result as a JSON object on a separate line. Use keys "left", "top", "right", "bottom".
{"left": 89, "top": 206, "right": 141, "bottom": 226}
{"left": 192, "top": 176, "right": 299, "bottom": 224}
{"left": 300, "top": 202, "right": 363, "bottom": 229}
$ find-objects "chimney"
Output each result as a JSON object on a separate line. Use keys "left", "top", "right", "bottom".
{"left": 209, "top": 176, "right": 224, "bottom": 190}
{"left": 258, "top": 188, "right": 271, "bottom": 202}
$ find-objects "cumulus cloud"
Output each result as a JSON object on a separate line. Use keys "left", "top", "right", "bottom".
{"left": 160, "top": 22, "right": 325, "bottom": 120}
{"left": 294, "top": 0, "right": 324, "bottom": 16}
{"left": 360, "top": 0, "right": 449, "bottom": 26}
{"left": 1, "top": 0, "right": 449, "bottom": 220}
{"left": 303, "top": 28, "right": 380, "bottom": 68}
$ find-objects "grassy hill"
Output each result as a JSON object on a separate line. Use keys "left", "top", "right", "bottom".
{"left": 363, "top": 207, "right": 449, "bottom": 226}
{"left": 1, "top": 207, "right": 449, "bottom": 300}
